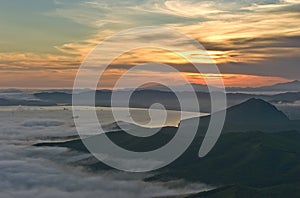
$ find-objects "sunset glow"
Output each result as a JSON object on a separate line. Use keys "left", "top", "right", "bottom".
{"left": 0, "top": 0, "right": 300, "bottom": 89}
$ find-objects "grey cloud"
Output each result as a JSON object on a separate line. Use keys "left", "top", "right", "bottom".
{"left": 219, "top": 56, "right": 300, "bottom": 80}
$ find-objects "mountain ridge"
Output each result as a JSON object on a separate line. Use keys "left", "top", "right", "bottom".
{"left": 182, "top": 98, "right": 299, "bottom": 134}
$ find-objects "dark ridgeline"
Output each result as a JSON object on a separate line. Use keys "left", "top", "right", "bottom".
{"left": 31, "top": 89, "right": 300, "bottom": 113}
{"left": 34, "top": 99, "right": 300, "bottom": 198}
{"left": 182, "top": 98, "right": 299, "bottom": 134}
{"left": 226, "top": 80, "right": 300, "bottom": 92}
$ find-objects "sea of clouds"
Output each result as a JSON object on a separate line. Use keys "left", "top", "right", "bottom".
{"left": 0, "top": 107, "right": 212, "bottom": 198}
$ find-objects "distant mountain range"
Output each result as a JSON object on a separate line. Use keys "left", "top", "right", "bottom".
{"left": 0, "top": 80, "right": 300, "bottom": 116}
{"left": 227, "top": 80, "right": 300, "bottom": 92}
{"left": 139, "top": 80, "right": 300, "bottom": 93}
{"left": 1, "top": 79, "right": 299, "bottom": 96}
{"left": 34, "top": 99, "right": 300, "bottom": 197}
{"left": 0, "top": 98, "right": 55, "bottom": 106}
{"left": 26, "top": 90, "right": 300, "bottom": 114}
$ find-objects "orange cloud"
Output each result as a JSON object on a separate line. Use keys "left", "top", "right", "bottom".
{"left": 184, "top": 73, "right": 289, "bottom": 88}
{"left": 1, "top": 0, "right": 300, "bottom": 89}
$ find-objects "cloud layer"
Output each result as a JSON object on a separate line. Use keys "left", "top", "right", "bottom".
{"left": 0, "top": 107, "right": 212, "bottom": 197}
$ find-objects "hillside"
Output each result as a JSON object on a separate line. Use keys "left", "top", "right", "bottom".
{"left": 34, "top": 99, "right": 300, "bottom": 197}
{"left": 182, "top": 98, "right": 299, "bottom": 134}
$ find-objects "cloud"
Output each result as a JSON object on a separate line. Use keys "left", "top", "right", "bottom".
{"left": 53, "top": 0, "right": 300, "bottom": 70}
{"left": 134, "top": 0, "right": 226, "bottom": 18}
{"left": 219, "top": 56, "right": 300, "bottom": 80}
{"left": 1, "top": 0, "right": 300, "bottom": 88}
{"left": 0, "top": 108, "right": 213, "bottom": 198}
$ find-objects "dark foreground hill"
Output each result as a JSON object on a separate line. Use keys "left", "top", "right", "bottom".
{"left": 35, "top": 130, "right": 300, "bottom": 197}
{"left": 157, "top": 184, "right": 300, "bottom": 198}
{"left": 35, "top": 130, "right": 300, "bottom": 185}
{"left": 34, "top": 99, "right": 300, "bottom": 197}
{"left": 183, "top": 98, "right": 300, "bottom": 134}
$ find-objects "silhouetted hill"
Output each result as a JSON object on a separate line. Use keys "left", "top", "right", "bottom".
{"left": 137, "top": 83, "right": 220, "bottom": 92}
{"left": 34, "top": 99, "right": 300, "bottom": 197}
{"left": 224, "top": 98, "right": 289, "bottom": 124}
{"left": 141, "top": 80, "right": 300, "bottom": 93}
{"left": 0, "top": 98, "right": 56, "bottom": 106}
{"left": 159, "top": 184, "right": 300, "bottom": 198}
{"left": 147, "top": 131, "right": 300, "bottom": 186}
{"left": 31, "top": 90, "right": 300, "bottom": 115}
{"left": 34, "top": 92, "right": 72, "bottom": 104}
{"left": 182, "top": 98, "right": 299, "bottom": 134}
{"left": 270, "top": 92, "right": 300, "bottom": 103}
{"left": 33, "top": 99, "right": 300, "bottom": 198}
{"left": 35, "top": 130, "right": 300, "bottom": 196}
{"left": 257, "top": 80, "right": 300, "bottom": 92}
{"left": 0, "top": 89, "right": 23, "bottom": 93}
{"left": 226, "top": 80, "right": 300, "bottom": 92}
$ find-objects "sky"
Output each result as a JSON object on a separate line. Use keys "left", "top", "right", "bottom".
{"left": 0, "top": 0, "right": 300, "bottom": 89}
